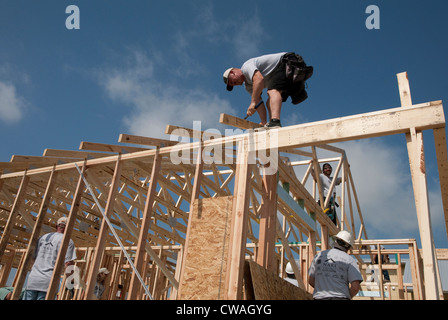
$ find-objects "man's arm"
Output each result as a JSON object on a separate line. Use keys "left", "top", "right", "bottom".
{"left": 247, "top": 71, "right": 264, "bottom": 116}
{"left": 349, "top": 280, "right": 361, "bottom": 298}
{"left": 308, "top": 275, "right": 315, "bottom": 288}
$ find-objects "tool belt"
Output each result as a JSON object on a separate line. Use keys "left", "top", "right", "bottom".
{"left": 283, "top": 52, "right": 314, "bottom": 83}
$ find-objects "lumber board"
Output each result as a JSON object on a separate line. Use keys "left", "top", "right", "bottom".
{"left": 219, "top": 113, "right": 262, "bottom": 130}
{"left": 276, "top": 184, "right": 316, "bottom": 232}
{"left": 1, "top": 101, "right": 443, "bottom": 181}
{"left": 433, "top": 127, "right": 448, "bottom": 238}
{"left": 254, "top": 101, "right": 445, "bottom": 151}
{"left": 43, "top": 149, "right": 113, "bottom": 159}
{"left": 118, "top": 133, "right": 178, "bottom": 147}
{"left": 79, "top": 141, "right": 149, "bottom": 153}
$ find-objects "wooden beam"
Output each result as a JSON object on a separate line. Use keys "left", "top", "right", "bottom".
{"left": 433, "top": 127, "right": 448, "bottom": 238}
{"left": 84, "top": 157, "right": 123, "bottom": 300}
{"left": 224, "top": 139, "right": 253, "bottom": 299}
{"left": 43, "top": 149, "right": 113, "bottom": 159}
{"left": 1, "top": 102, "right": 444, "bottom": 181}
{"left": 11, "top": 167, "right": 58, "bottom": 300}
{"left": 46, "top": 162, "right": 87, "bottom": 300}
{"left": 0, "top": 172, "right": 30, "bottom": 259}
{"left": 254, "top": 101, "right": 445, "bottom": 151}
{"left": 79, "top": 141, "right": 148, "bottom": 153}
{"left": 118, "top": 133, "right": 178, "bottom": 147}
{"left": 219, "top": 113, "right": 262, "bottom": 130}
{"left": 128, "top": 149, "right": 162, "bottom": 299}
{"left": 397, "top": 71, "right": 441, "bottom": 300}
{"left": 256, "top": 168, "right": 278, "bottom": 272}
{"left": 176, "top": 142, "right": 204, "bottom": 298}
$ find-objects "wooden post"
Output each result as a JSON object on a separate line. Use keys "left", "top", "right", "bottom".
{"left": 433, "top": 127, "right": 448, "bottom": 238}
{"left": 128, "top": 150, "right": 162, "bottom": 299}
{"left": 0, "top": 171, "right": 30, "bottom": 259}
{"left": 397, "top": 72, "right": 441, "bottom": 299}
{"left": 176, "top": 142, "right": 203, "bottom": 298}
{"left": 256, "top": 166, "right": 278, "bottom": 272}
{"left": 224, "top": 138, "right": 253, "bottom": 299}
{"left": 46, "top": 163, "right": 86, "bottom": 300}
{"left": 84, "top": 157, "right": 123, "bottom": 300}
{"left": 11, "top": 167, "right": 58, "bottom": 300}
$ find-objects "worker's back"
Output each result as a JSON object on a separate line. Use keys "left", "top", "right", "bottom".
{"left": 308, "top": 248, "right": 361, "bottom": 300}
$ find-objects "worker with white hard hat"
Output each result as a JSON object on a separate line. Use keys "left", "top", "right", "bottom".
{"left": 307, "top": 230, "right": 363, "bottom": 300}
{"left": 284, "top": 259, "right": 300, "bottom": 287}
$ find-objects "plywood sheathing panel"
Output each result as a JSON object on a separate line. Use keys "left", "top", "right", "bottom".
{"left": 177, "top": 196, "right": 233, "bottom": 299}
{"left": 247, "top": 260, "right": 312, "bottom": 300}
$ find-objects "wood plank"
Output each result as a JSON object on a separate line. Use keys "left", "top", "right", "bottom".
{"left": 46, "top": 162, "right": 86, "bottom": 299}
{"left": 255, "top": 101, "right": 445, "bottom": 151}
{"left": 43, "top": 149, "right": 113, "bottom": 159}
{"left": 219, "top": 113, "right": 262, "bottom": 130}
{"left": 433, "top": 127, "right": 448, "bottom": 238}
{"left": 397, "top": 72, "right": 441, "bottom": 300}
{"left": 84, "top": 158, "right": 123, "bottom": 300}
{"left": 128, "top": 149, "right": 162, "bottom": 299}
{"left": 118, "top": 133, "right": 178, "bottom": 147}
{"left": 0, "top": 173, "right": 30, "bottom": 259}
{"left": 256, "top": 169, "right": 277, "bottom": 272}
{"left": 224, "top": 139, "right": 253, "bottom": 299}
{"left": 79, "top": 141, "right": 148, "bottom": 153}
{"left": 11, "top": 167, "right": 58, "bottom": 300}
{"left": 1, "top": 101, "right": 444, "bottom": 181}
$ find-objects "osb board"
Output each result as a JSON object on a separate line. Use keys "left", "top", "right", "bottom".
{"left": 248, "top": 260, "right": 313, "bottom": 300}
{"left": 178, "top": 196, "right": 233, "bottom": 299}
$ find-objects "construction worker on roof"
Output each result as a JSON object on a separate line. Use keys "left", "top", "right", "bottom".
{"left": 223, "top": 52, "right": 313, "bottom": 128}
{"left": 308, "top": 230, "right": 363, "bottom": 300}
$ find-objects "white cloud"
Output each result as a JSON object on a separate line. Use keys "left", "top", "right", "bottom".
{"left": 97, "top": 50, "right": 236, "bottom": 139}
{"left": 0, "top": 81, "right": 25, "bottom": 123}
{"left": 293, "top": 138, "right": 439, "bottom": 240}
{"left": 337, "top": 139, "right": 419, "bottom": 237}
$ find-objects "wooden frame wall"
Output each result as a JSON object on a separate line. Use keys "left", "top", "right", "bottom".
{"left": 0, "top": 72, "right": 446, "bottom": 300}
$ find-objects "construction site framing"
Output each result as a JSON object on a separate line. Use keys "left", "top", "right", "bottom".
{"left": 0, "top": 72, "right": 447, "bottom": 300}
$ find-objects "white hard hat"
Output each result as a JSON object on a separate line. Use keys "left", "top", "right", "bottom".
{"left": 57, "top": 217, "right": 68, "bottom": 226}
{"left": 334, "top": 230, "right": 354, "bottom": 247}
{"left": 285, "top": 259, "right": 300, "bottom": 274}
{"left": 99, "top": 267, "right": 110, "bottom": 274}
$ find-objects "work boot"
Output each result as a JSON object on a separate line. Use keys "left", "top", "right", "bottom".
{"left": 264, "top": 119, "right": 282, "bottom": 128}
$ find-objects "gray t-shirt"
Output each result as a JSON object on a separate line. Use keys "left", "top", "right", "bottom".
{"left": 26, "top": 232, "right": 77, "bottom": 292}
{"left": 308, "top": 248, "right": 363, "bottom": 299}
{"left": 241, "top": 52, "right": 286, "bottom": 94}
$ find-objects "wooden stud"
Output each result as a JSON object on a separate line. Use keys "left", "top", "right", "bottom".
{"left": 128, "top": 149, "right": 162, "bottom": 299}
{"left": 46, "top": 162, "right": 87, "bottom": 300}
{"left": 84, "top": 157, "right": 123, "bottom": 300}
{"left": 11, "top": 166, "right": 58, "bottom": 300}
{"left": 397, "top": 72, "right": 441, "bottom": 300}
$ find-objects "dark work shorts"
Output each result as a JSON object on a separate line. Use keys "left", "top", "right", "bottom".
{"left": 266, "top": 53, "right": 305, "bottom": 102}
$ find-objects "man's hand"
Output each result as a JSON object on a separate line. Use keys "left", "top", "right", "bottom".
{"left": 246, "top": 102, "right": 258, "bottom": 117}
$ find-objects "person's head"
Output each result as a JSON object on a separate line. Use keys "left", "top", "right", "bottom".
{"left": 285, "top": 259, "right": 300, "bottom": 278}
{"left": 322, "top": 163, "right": 332, "bottom": 177}
{"left": 97, "top": 267, "right": 110, "bottom": 282}
{"left": 56, "top": 217, "right": 67, "bottom": 233}
{"left": 333, "top": 230, "right": 353, "bottom": 252}
{"left": 223, "top": 68, "right": 245, "bottom": 91}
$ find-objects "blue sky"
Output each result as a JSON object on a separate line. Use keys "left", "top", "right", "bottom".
{"left": 0, "top": 1, "right": 447, "bottom": 249}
